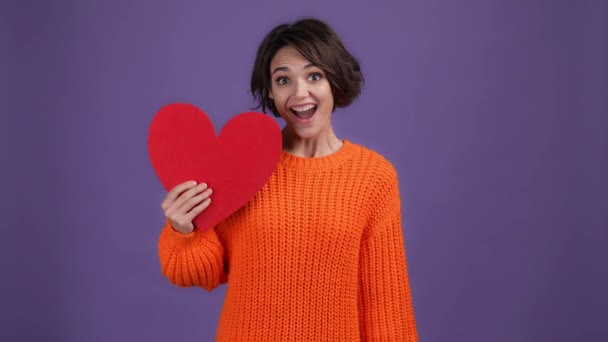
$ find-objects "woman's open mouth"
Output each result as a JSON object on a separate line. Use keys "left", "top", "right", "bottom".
{"left": 290, "top": 104, "right": 317, "bottom": 124}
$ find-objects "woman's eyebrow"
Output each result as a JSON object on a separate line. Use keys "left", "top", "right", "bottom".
{"left": 272, "top": 66, "right": 289, "bottom": 75}
{"left": 272, "top": 63, "right": 316, "bottom": 75}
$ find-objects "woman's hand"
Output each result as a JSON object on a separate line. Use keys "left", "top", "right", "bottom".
{"left": 161, "top": 180, "right": 213, "bottom": 234}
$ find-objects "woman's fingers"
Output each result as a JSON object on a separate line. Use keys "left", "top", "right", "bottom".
{"left": 161, "top": 180, "right": 196, "bottom": 211}
{"left": 167, "top": 182, "right": 208, "bottom": 214}
{"left": 179, "top": 188, "right": 213, "bottom": 214}
{"left": 161, "top": 180, "right": 213, "bottom": 234}
{"left": 185, "top": 197, "right": 212, "bottom": 223}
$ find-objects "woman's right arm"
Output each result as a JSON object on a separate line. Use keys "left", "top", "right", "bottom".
{"left": 157, "top": 181, "right": 227, "bottom": 291}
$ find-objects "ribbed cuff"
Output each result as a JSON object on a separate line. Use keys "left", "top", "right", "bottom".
{"left": 163, "top": 219, "right": 203, "bottom": 248}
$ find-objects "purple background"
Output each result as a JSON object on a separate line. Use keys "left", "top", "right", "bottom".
{"left": 2, "top": 0, "right": 607, "bottom": 341}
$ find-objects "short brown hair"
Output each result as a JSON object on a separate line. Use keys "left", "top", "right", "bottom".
{"left": 250, "top": 18, "right": 364, "bottom": 117}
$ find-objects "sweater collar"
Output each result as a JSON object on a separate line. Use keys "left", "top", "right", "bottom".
{"left": 278, "top": 140, "right": 357, "bottom": 171}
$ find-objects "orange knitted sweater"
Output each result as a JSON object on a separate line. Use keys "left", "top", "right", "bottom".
{"left": 158, "top": 140, "right": 418, "bottom": 341}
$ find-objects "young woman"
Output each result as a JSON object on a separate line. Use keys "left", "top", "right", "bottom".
{"left": 158, "top": 18, "right": 418, "bottom": 341}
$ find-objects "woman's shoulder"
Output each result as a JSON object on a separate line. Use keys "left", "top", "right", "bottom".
{"left": 345, "top": 140, "right": 398, "bottom": 183}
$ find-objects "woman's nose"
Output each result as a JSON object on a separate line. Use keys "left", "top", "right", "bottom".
{"left": 294, "top": 80, "right": 310, "bottom": 99}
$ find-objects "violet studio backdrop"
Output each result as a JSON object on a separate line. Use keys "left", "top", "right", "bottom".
{"left": 1, "top": 0, "right": 606, "bottom": 341}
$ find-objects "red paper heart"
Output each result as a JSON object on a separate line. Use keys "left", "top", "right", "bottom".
{"left": 148, "top": 103, "right": 282, "bottom": 232}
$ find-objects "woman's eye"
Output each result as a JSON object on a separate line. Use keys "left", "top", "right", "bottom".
{"left": 276, "top": 77, "right": 288, "bottom": 85}
{"left": 309, "top": 73, "right": 322, "bottom": 81}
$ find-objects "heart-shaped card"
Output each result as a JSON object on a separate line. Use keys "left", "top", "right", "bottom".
{"left": 148, "top": 103, "right": 282, "bottom": 232}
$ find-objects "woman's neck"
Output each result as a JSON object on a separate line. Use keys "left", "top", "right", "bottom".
{"left": 281, "top": 127, "right": 343, "bottom": 158}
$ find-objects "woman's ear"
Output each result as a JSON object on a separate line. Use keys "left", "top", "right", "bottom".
{"left": 268, "top": 89, "right": 274, "bottom": 100}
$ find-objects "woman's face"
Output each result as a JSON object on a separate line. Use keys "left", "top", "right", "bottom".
{"left": 269, "top": 46, "right": 334, "bottom": 141}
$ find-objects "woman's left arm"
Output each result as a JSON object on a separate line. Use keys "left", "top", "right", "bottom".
{"left": 358, "top": 166, "right": 418, "bottom": 341}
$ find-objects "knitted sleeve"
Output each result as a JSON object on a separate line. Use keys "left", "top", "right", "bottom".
{"left": 358, "top": 165, "right": 418, "bottom": 341}
{"left": 158, "top": 219, "right": 227, "bottom": 292}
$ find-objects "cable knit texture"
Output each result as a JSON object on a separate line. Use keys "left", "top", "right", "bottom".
{"left": 158, "top": 140, "right": 418, "bottom": 341}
